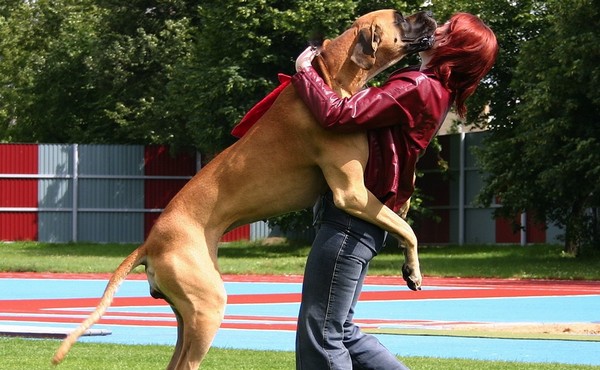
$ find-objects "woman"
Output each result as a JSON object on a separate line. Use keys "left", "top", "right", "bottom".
{"left": 292, "top": 13, "right": 498, "bottom": 370}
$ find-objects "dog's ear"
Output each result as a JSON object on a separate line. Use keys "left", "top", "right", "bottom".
{"left": 350, "top": 23, "right": 381, "bottom": 69}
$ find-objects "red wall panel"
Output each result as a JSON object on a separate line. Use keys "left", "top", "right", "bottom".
{"left": 0, "top": 144, "right": 38, "bottom": 173}
{"left": 414, "top": 209, "right": 450, "bottom": 244}
{"left": 144, "top": 179, "right": 189, "bottom": 209}
{"left": 495, "top": 216, "right": 520, "bottom": 244}
{"left": 526, "top": 217, "right": 546, "bottom": 243}
{"left": 0, "top": 213, "right": 37, "bottom": 241}
{"left": 143, "top": 146, "right": 198, "bottom": 238}
{"left": 221, "top": 225, "right": 250, "bottom": 242}
{"left": 0, "top": 144, "right": 38, "bottom": 240}
{"left": 0, "top": 179, "right": 37, "bottom": 207}
{"left": 495, "top": 213, "right": 546, "bottom": 244}
{"left": 143, "top": 179, "right": 189, "bottom": 237}
{"left": 144, "top": 146, "right": 196, "bottom": 176}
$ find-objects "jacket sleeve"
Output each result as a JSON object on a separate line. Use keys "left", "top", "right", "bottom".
{"left": 291, "top": 66, "right": 431, "bottom": 133}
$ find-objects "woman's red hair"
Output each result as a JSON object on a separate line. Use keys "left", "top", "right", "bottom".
{"left": 428, "top": 13, "right": 498, "bottom": 118}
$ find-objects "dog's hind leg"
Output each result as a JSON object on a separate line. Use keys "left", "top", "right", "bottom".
{"left": 150, "top": 242, "right": 227, "bottom": 370}
{"left": 165, "top": 306, "right": 185, "bottom": 370}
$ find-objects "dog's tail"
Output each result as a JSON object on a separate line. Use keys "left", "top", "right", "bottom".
{"left": 51, "top": 244, "right": 146, "bottom": 365}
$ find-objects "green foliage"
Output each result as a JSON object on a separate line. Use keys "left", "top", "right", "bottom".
{"left": 475, "top": 0, "right": 600, "bottom": 254}
{"left": 426, "top": 0, "right": 546, "bottom": 127}
{"left": 0, "top": 0, "right": 198, "bottom": 146}
{"left": 266, "top": 208, "right": 314, "bottom": 236}
{"left": 0, "top": 0, "right": 434, "bottom": 151}
{"left": 167, "top": 0, "right": 360, "bottom": 153}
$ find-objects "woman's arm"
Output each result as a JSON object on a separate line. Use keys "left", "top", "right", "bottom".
{"left": 291, "top": 66, "right": 431, "bottom": 132}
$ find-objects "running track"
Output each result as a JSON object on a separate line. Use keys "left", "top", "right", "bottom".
{"left": 1, "top": 273, "right": 599, "bottom": 366}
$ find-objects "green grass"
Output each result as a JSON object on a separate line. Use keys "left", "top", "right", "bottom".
{"left": 370, "top": 243, "right": 600, "bottom": 280}
{"left": 1, "top": 241, "right": 598, "bottom": 280}
{"left": 0, "top": 242, "right": 145, "bottom": 274}
{"left": 2, "top": 338, "right": 598, "bottom": 370}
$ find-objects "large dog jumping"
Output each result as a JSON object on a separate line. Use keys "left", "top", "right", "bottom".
{"left": 53, "top": 9, "right": 436, "bottom": 370}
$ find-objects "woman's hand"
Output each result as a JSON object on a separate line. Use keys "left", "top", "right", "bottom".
{"left": 295, "top": 46, "right": 318, "bottom": 72}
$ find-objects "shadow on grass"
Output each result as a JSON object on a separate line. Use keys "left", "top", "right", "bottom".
{"left": 217, "top": 240, "right": 311, "bottom": 259}
{"left": 7, "top": 240, "right": 314, "bottom": 260}
{"left": 4, "top": 242, "right": 139, "bottom": 258}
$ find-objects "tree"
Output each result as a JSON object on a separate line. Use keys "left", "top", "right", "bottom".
{"left": 425, "top": 0, "right": 548, "bottom": 129}
{"left": 164, "top": 0, "right": 368, "bottom": 154}
{"left": 0, "top": 0, "right": 73, "bottom": 141}
{"left": 0, "top": 0, "right": 200, "bottom": 145}
{"left": 475, "top": 0, "right": 600, "bottom": 255}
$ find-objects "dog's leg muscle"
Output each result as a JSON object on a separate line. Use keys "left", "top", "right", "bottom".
{"left": 166, "top": 306, "right": 185, "bottom": 370}
{"left": 150, "top": 240, "right": 226, "bottom": 370}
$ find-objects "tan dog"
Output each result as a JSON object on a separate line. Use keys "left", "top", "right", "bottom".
{"left": 53, "top": 9, "right": 436, "bottom": 370}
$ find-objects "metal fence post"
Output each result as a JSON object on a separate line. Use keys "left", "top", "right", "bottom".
{"left": 72, "top": 144, "right": 79, "bottom": 242}
{"left": 458, "top": 130, "right": 465, "bottom": 245}
{"left": 520, "top": 212, "right": 527, "bottom": 246}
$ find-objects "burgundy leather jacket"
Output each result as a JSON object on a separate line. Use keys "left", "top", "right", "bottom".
{"left": 292, "top": 66, "right": 453, "bottom": 213}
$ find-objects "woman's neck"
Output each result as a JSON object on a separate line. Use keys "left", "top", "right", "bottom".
{"left": 418, "top": 52, "right": 431, "bottom": 71}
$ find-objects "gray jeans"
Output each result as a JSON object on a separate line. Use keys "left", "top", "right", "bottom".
{"left": 295, "top": 193, "right": 409, "bottom": 370}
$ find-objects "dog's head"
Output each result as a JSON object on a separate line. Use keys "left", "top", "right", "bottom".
{"left": 349, "top": 10, "right": 437, "bottom": 71}
{"left": 315, "top": 10, "right": 436, "bottom": 95}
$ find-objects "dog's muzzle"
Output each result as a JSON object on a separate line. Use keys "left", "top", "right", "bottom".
{"left": 416, "top": 35, "right": 435, "bottom": 50}
{"left": 402, "top": 34, "right": 435, "bottom": 53}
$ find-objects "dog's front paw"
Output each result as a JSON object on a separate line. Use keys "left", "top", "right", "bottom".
{"left": 402, "top": 263, "right": 422, "bottom": 291}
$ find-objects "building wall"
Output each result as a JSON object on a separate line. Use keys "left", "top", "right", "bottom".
{"left": 0, "top": 144, "right": 255, "bottom": 243}
{"left": 414, "top": 132, "right": 562, "bottom": 245}
{"left": 0, "top": 139, "right": 563, "bottom": 245}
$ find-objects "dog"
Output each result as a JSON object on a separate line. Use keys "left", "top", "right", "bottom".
{"left": 52, "top": 9, "right": 436, "bottom": 370}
